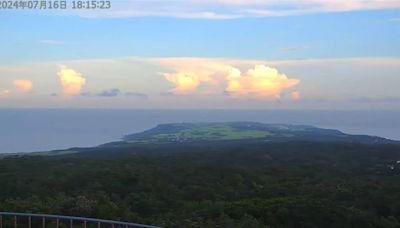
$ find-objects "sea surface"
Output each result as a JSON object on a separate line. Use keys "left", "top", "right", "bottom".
{"left": 0, "top": 109, "right": 399, "bottom": 153}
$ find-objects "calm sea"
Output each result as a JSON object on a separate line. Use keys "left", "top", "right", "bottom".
{"left": 0, "top": 109, "right": 399, "bottom": 153}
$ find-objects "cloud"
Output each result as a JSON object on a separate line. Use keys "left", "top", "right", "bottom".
{"left": 102, "top": 11, "right": 241, "bottom": 19}
{"left": 245, "top": 0, "right": 400, "bottom": 16}
{"left": 350, "top": 96, "right": 400, "bottom": 103}
{"left": 1, "top": 57, "right": 399, "bottom": 109}
{"left": 80, "top": 89, "right": 148, "bottom": 99}
{"left": 290, "top": 91, "right": 301, "bottom": 100}
{"left": 160, "top": 59, "right": 300, "bottom": 99}
{"left": 46, "top": 0, "right": 400, "bottom": 19}
{"left": 80, "top": 92, "right": 92, "bottom": 97}
{"left": 226, "top": 65, "right": 299, "bottom": 98}
{"left": 0, "top": 79, "right": 32, "bottom": 98}
{"left": 81, "top": 89, "right": 121, "bottom": 97}
{"left": 159, "top": 92, "right": 176, "bottom": 97}
{"left": 98, "top": 88, "right": 121, "bottom": 97}
{"left": 13, "top": 79, "right": 33, "bottom": 92}
{"left": 164, "top": 72, "right": 202, "bottom": 94}
{"left": 58, "top": 65, "right": 86, "bottom": 95}
{"left": 0, "top": 90, "right": 11, "bottom": 98}
{"left": 125, "top": 92, "right": 148, "bottom": 99}
{"left": 157, "top": 58, "right": 233, "bottom": 95}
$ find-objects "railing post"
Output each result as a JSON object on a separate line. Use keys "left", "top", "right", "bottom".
{"left": 0, "top": 215, "right": 2, "bottom": 228}
{"left": 84, "top": 220, "right": 87, "bottom": 228}
{"left": 14, "top": 215, "right": 17, "bottom": 228}
{"left": 70, "top": 219, "right": 73, "bottom": 228}
{"left": 28, "top": 216, "right": 31, "bottom": 228}
{"left": 98, "top": 221, "right": 101, "bottom": 228}
{"left": 56, "top": 218, "right": 59, "bottom": 228}
{"left": 42, "top": 217, "right": 45, "bottom": 228}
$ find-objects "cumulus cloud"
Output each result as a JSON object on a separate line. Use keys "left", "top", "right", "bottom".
{"left": 58, "top": 65, "right": 86, "bottom": 95}
{"left": 164, "top": 72, "right": 203, "bottom": 94}
{"left": 158, "top": 58, "right": 233, "bottom": 95}
{"left": 226, "top": 65, "right": 299, "bottom": 98}
{"left": 159, "top": 59, "right": 300, "bottom": 98}
{"left": 13, "top": 79, "right": 33, "bottom": 92}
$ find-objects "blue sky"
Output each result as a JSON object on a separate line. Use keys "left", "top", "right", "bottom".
{"left": 0, "top": 0, "right": 400, "bottom": 109}
{"left": 1, "top": 9, "right": 399, "bottom": 62}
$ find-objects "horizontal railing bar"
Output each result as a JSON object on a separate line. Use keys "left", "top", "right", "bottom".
{"left": 0, "top": 212, "right": 159, "bottom": 228}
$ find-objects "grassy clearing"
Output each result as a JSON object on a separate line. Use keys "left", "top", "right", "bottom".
{"left": 132, "top": 125, "right": 270, "bottom": 143}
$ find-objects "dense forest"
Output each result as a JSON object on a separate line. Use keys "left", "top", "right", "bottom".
{"left": 1, "top": 140, "right": 400, "bottom": 227}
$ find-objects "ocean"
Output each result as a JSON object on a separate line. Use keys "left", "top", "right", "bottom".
{"left": 0, "top": 109, "right": 399, "bottom": 153}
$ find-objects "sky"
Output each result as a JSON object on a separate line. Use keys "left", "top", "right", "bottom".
{"left": 0, "top": 0, "right": 399, "bottom": 109}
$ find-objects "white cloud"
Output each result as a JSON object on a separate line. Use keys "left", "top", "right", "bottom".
{"left": 57, "top": 65, "right": 86, "bottom": 95}
{"left": 226, "top": 65, "right": 300, "bottom": 98}
{"left": 158, "top": 59, "right": 300, "bottom": 98}
{"left": 245, "top": 0, "right": 400, "bottom": 16}
{"left": 43, "top": 0, "right": 400, "bottom": 19}
{"left": 164, "top": 72, "right": 202, "bottom": 94}
{"left": 157, "top": 58, "right": 229, "bottom": 95}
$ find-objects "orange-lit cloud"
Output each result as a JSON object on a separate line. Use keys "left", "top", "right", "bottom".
{"left": 13, "top": 79, "right": 33, "bottom": 92}
{"left": 57, "top": 65, "right": 86, "bottom": 95}
{"left": 164, "top": 72, "right": 202, "bottom": 94}
{"left": 226, "top": 65, "right": 299, "bottom": 98}
{"left": 290, "top": 91, "right": 301, "bottom": 100}
{"left": 0, "top": 90, "right": 11, "bottom": 98}
{"left": 160, "top": 59, "right": 223, "bottom": 95}
{"left": 158, "top": 59, "right": 300, "bottom": 98}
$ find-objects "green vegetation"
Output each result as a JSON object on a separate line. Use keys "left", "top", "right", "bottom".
{"left": 142, "top": 125, "right": 269, "bottom": 142}
{"left": 1, "top": 123, "right": 400, "bottom": 227}
{"left": 1, "top": 140, "right": 400, "bottom": 227}
{"left": 121, "top": 122, "right": 397, "bottom": 145}
{"left": 125, "top": 123, "right": 271, "bottom": 143}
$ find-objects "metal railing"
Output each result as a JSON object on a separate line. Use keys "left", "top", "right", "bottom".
{"left": 0, "top": 212, "right": 160, "bottom": 228}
